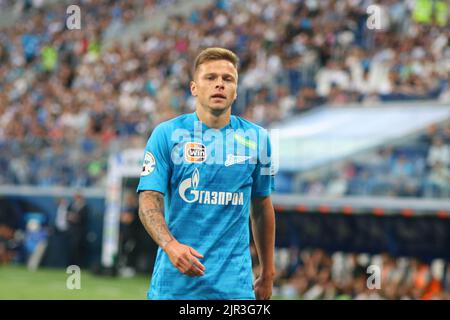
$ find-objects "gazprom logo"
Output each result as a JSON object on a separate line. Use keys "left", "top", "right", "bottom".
{"left": 178, "top": 168, "right": 243, "bottom": 206}
{"left": 178, "top": 168, "right": 199, "bottom": 203}
{"left": 192, "top": 168, "right": 199, "bottom": 189}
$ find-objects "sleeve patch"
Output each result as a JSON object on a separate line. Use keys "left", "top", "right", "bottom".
{"left": 141, "top": 152, "right": 156, "bottom": 176}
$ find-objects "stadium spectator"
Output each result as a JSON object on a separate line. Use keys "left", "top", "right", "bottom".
{"left": 118, "top": 191, "right": 140, "bottom": 277}
{"left": 44, "top": 197, "right": 71, "bottom": 267}
{"left": 424, "top": 161, "right": 450, "bottom": 198}
{"left": 66, "top": 192, "right": 89, "bottom": 267}
{"left": 0, "top": 224, "right": 15, "bottom": 265}
{"left": 0, "top": 199, "right": 20, "bottom": 265}
{"left": 427, "top": 137, "right": 450, "bottom": 167}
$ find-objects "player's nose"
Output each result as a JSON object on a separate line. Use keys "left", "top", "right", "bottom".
{"left": 215, "top": 77, "right": 225, "bottom": 89}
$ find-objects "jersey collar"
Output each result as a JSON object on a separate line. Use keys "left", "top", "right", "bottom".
{"left": 192, "top": 112, "right": 236, "bottom": 131}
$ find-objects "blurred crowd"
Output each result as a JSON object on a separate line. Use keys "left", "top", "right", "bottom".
{"left": 252, "top": 247, "right": 450, "bottom": 299}
{"left": 0, "top": 0, "right": 173, "bottom": 186}
{"left": 0, "top": 0, "right": 449, "bottom": 189}
{"left": 290, "top": 119, "right": 450, "bottom": 198}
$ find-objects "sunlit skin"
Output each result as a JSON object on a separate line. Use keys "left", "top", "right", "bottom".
{"left": 190, "top": 60, "right": 238, "bottom": 129}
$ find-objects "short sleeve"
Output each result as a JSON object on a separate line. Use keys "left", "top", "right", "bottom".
{"left": 251, "top": 130, "right": 275, "bottom": 197}
{"left": 137, "top": 124, "right": 171, "bottom": 194}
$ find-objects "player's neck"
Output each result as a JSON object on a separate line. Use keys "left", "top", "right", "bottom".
{"left": 195, "top": 106, "right": 231, "bottom": 129}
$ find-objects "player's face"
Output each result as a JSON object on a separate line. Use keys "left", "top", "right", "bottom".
{"left": 191, "top": 60, "right": 238, "bottom": 113}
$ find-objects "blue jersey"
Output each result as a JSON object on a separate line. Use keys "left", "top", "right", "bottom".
{"left": 137, "top": 112, "right": 274, "bottom": 300}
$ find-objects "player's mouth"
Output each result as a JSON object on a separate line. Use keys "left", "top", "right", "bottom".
{"left": 210, "top": 93, "right": 227, "bottom": 100}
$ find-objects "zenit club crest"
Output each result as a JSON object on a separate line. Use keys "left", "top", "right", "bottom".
{"left": 184, "top": 142, "right": 207, "bottom": 163}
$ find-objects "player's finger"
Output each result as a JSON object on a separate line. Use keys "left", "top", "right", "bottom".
{"left": 184, "top": 263, "right": 201, "bottom": 277}
{"left": 184, "top": 269, "right": 196, "bottom": 277}
{"left": 177, "top": 262, "right": 194, "bottom": 277}
{"left": 184, "top": 257, "right": 204, "bottom": 276}
{"left": 189, "top": 247, "right": 204, "bottom": 259}
{"left": 189, "top": 257, "right": 205, "bottom": 273}
{"left": 186, "top": 248, "right": 205, "bottom": 271}
{"left": 180, "top": 257, "right": 203, "bottom": 276}
{"left": 187, "top": 263, "right": 204, "bottom": 276}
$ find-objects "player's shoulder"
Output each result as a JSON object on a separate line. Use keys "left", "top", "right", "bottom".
{"left": 152, "top": 113, "right": 193, "bottom": 133}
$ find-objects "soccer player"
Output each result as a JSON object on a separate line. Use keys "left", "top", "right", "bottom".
{"left": 137, "top": 47, "right": 275, "bottom": 300}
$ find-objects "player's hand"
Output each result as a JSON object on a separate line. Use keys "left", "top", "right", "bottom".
{"left": 163, "top": 240, "right": 205, "bottom": 277}
{"left": 254, "top": 275, "right": 273, "bottom": 300}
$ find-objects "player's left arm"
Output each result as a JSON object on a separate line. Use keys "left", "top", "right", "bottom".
{"left": 250, "top": 195, "right": 275, "bottom": 300}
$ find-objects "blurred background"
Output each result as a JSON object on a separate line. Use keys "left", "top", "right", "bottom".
{"left": 0, "top": 0, "right": 449, "bottom": 299}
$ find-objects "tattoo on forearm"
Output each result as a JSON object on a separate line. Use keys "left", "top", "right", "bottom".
{"left": 139, "top": 191, "right": 174, "bottom": 248}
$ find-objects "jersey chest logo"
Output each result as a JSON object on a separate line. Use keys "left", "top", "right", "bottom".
{"left": 179, "top": 168, "right": 244, "bottom": 206}
{"left": 184, "top": 142, "right": 207, "bottom": 163}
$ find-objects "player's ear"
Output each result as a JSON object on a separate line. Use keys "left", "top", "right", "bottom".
{"left": 190, "top": 80, "right": 197, "bottom": 97}
{"left": 233, "top": 73, "right": 238, "bottom": 100}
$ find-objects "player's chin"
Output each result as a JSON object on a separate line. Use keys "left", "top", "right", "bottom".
{"left": 208, "top": 101, "right": 231, "bottom": 111}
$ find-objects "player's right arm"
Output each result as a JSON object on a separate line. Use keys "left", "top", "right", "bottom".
{"left": 138, "top": 190, "right": 205, "bottom": 277}
{"left": 138, "top": 190, "right": 174, "bottom": 250}
{"left": 138, "top": 124, "right": 205, "bottom": 277}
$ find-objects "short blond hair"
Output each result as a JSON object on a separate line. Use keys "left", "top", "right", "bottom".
{"left": 192, "top": 47, "right": 239, "bottom": 78}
